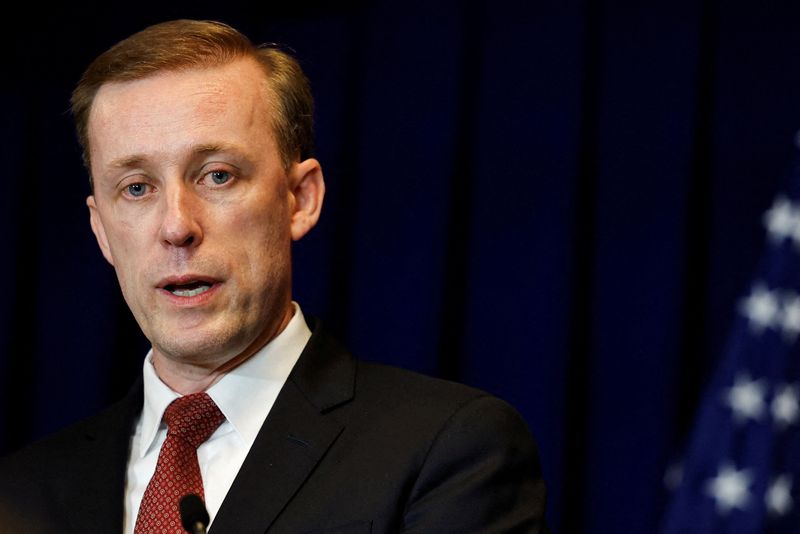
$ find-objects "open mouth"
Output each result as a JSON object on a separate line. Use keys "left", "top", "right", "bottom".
{"left": 164, "top": 280, "right": 214, "bottom": 297}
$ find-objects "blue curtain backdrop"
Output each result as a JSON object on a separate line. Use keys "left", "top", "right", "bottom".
{"left": 2, "top": 1, "right": 800, "bottom": 532}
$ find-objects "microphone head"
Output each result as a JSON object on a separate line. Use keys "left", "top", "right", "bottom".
{"left": 179, "top": 493, "right": 209, "bottom": 532}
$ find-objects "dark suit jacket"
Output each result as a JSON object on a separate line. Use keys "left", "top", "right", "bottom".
{"left": 0, "top": 321, "right": 547, "bottom": 533}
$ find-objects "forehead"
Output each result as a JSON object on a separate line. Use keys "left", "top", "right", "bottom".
{"left": 87, "top": 58, "right": 273, "bottom": 172}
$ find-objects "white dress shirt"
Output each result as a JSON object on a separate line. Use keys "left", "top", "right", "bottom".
{"left": 123, "top": 303, "right": 311, "bottom": 533}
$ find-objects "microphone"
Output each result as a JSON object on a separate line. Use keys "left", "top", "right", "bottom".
{"left": 179, "top": 493, "right": 210, "bottom": 534}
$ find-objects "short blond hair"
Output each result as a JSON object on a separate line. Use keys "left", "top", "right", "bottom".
{"left": 71, "top": 19, "right": 315, "bottom": 188}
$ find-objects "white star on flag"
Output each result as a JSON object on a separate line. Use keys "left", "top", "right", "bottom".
{"left": 705, "top": 463, "right": 753, "bottom": 514}
{"left": 766, "top": 474, "right": 793, "bottom": 516}
{"left": 764, "top": 195, "right": 800, "bottom": 244}
{"left": 772, "top": 383, "right": 800, "bottom": 428}
{"left": 739, "top": 284, "right": 779, "bottom": 333}
{"left": 723, "top": 373, "right": 766, "bottom": 423}
{"left": 779, "top": 292, "right": 800, "bottom": 342}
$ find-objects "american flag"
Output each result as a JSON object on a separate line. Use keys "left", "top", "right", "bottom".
{"left": 661, "top": 147, "right": 800, "bottom": 532}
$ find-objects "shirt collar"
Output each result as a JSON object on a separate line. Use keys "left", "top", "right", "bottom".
{"left": 138, "top": 302, "right": 311, "bottom": 457}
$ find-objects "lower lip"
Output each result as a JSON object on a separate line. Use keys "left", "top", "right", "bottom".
{"left": 157, "top": 283, "right": 221, "bottom": 306}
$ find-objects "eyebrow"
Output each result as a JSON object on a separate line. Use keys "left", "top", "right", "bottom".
{"left": 108, "top": 154, "right": 147, "bottom": 170}
{"left": 107, "top": 143, "right": 243, "bottom": 170}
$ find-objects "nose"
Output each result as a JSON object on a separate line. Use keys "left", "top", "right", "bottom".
{"left": 159, "top": 184, "right": 203, "bottom": 249}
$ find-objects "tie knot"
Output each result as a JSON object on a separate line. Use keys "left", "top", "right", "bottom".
{"left": 163, "top": 392, "right": 225, "bottom": 448}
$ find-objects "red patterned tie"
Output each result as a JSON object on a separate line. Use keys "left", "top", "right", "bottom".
{"left": 134, "top": 392, "right": 225, "bottom": 533}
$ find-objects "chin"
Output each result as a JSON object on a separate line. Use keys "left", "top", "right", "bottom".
{"left": 145, "top": 311, "right": 279, "bottom": 366}
{"left": 152, "top": 328, "right": 249, "bottom": 365}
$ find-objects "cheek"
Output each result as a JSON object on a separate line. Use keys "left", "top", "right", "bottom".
{"left": 228, "top": 194, "right": 291, "bottom": 245}
{"left": 227, "top": 214, "right": 291, "bottom": 285}
{"left": 112, "top": 261, "right": 148, "bottom": 324}
{"left": 114, "top": 255, "right": 147, "bottom": 305}
{"left": 105, "top": 207, "right": 149, "bottom": 247}
{"left": 241, "top": 228, "right": 287, "bottom": 280}
{"left": 109, "top": 234, "right": 146, "bottom": 273}
{"left": 104, "top": 221, "right": 152, "bottom": 294}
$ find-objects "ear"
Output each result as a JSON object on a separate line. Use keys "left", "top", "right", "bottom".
{"left": 87, "top": 195, "right": 115, "bottom": 266}
{"left": 288, "top": 158, "right": 325, "bottom": 241}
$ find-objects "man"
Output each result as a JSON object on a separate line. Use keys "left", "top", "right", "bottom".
{"left": 0, "top": 19, "right": 547, "bottom": 533}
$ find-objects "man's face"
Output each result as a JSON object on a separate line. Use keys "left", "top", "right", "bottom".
{"left": 86, "top": 58, "right": 323, "bottom": 369}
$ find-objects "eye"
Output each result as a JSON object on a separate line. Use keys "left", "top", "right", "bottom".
{"left": 208, "top": 170, "right": 232, "bottom": 185}
{"left": 126, "top": 183, "right": 149, "bottom": 198}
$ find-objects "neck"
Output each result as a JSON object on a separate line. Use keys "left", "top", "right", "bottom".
{"left": 151, "top": 358, "right": 227, "bottom": 395}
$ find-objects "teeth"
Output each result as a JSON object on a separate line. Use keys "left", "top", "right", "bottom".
{"left": 171, "top": 284, "right": 211, "bottom": 297}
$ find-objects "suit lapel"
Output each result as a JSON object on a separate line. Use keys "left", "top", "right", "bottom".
{"left": 65, "top": 381, "right": 142, "bottom": 532}
{"left": 210, "top": 321, "right": 355, "bottom": 533}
